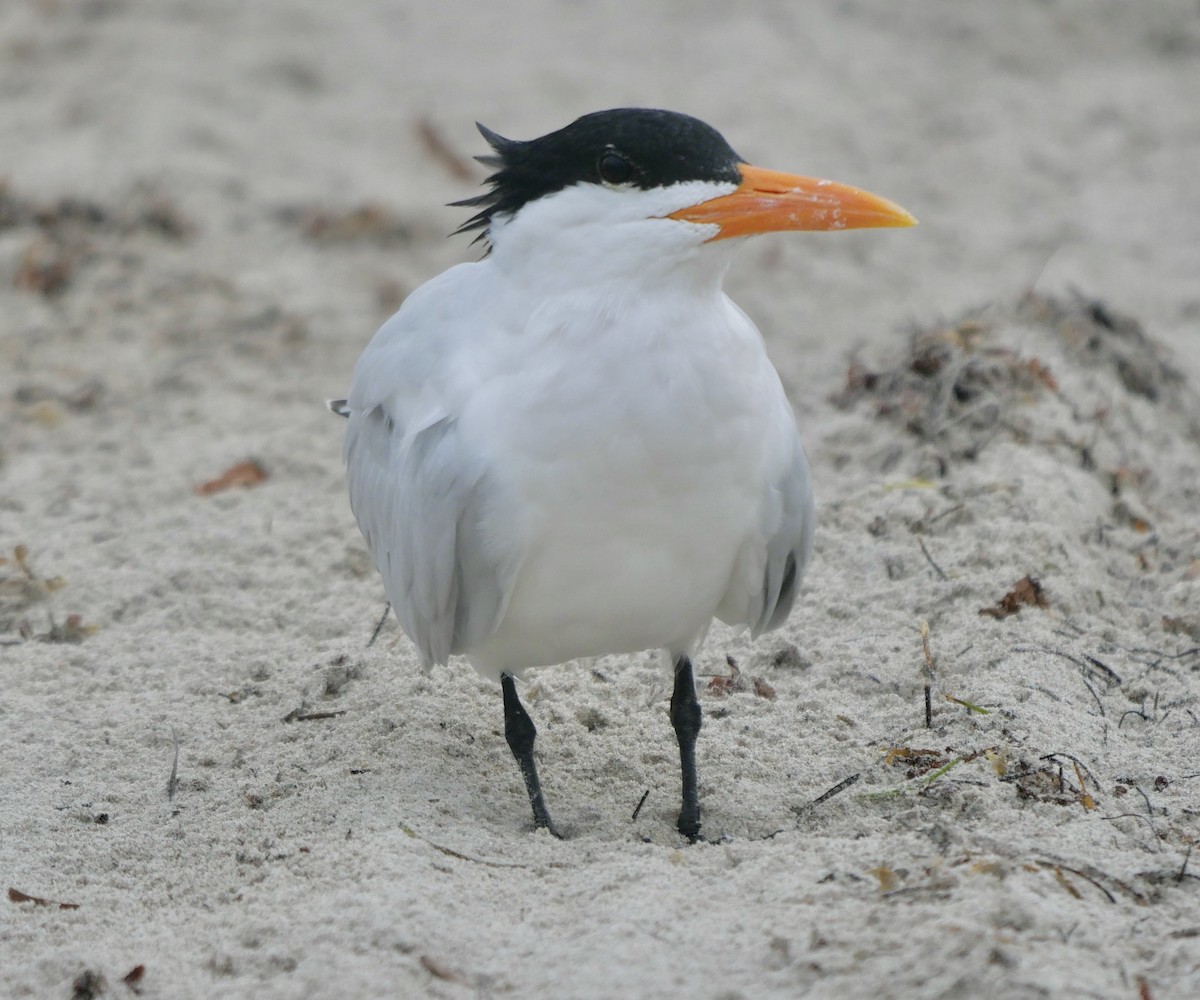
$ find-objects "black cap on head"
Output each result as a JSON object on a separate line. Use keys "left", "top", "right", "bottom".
{"left": 453, "top": 108, "right": 743, "bottom": 237}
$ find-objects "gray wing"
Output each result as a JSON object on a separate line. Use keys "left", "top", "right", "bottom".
{"left": 345, "top": 404, "right": 519, "bottom": 666}
{"left": 747, "top": 440, "right": 815, "bottom": 637}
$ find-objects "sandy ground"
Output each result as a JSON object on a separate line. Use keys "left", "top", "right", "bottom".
{"left": 2, "top": 1, "right": 1199, "bottom": 997}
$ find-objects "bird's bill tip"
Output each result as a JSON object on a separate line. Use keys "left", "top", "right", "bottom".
{"left": 669, "top": 163, "right": 917, "bottom": 240}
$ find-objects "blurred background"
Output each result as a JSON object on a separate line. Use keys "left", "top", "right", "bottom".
{"left": 3, "top": 0, "right": 1197, "bottom": 387}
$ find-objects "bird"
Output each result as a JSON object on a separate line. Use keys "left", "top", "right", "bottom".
{"left": 330, "top": 108, "right": 915, "bottom": 841}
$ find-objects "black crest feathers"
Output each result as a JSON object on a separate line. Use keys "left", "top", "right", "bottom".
{"left": 450, "top": 109, "right": 743, "bottom": 242}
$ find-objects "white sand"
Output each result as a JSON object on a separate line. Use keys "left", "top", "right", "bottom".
{"left": 2, "top": 1, "right": 1198, "bottom": 997}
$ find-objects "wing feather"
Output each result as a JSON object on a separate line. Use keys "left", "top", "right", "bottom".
{"left": 345, "top": 407, "right": 518, "bottom": 666}
{"left": 720, "top": 436, "right": 814, "bottom": 637}
{"left": 756, "top": 440, "right": 814, "bottom": 635}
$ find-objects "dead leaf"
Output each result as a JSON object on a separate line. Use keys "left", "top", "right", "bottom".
{"left": 194, "top": 460, "right": 268, "bottom": 496}
{"left": 419, "top": 955, "right": 464, "bottom": 983}
{"left": 36, "top": 613, "right": 94, "bottom": 644}
{"left": 884, "top": 747, "right": 943, "bottom": 767}
{"left": 708, "top": 655, "right": 775, "bottom": 698}
{"left": 1162, "top": 616, "right": 1200, "bottom": 641}
{"left": 868, "top": 866, "right": 899, "bottom": 892}
{"left": 708, "top": 656, "right": 743, "bottom": 695}
{"left": 1052, "top": 866, "right": 1083, "bottom": 899}
{"left": 986, "top": 748, "right": 1008, "bottom": 777}
{"left": 979, "top": 576, "right": 1048, "bottom": 618}
{"left": 884, "top": 746, "right": 951, "bottom": 778}
{"left": 14, "top": 239, "right": 73, "bottom": 296}
{"left": 8, "top": 886, "right": 80, "bottom": 909}
{"left": 1073, "top": 763, "right": 1097, "bottom": 811}
{"left": 1023, "top": 357, "right": 1059, "bottom": 392}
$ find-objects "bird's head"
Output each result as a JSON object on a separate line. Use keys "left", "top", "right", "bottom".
{"left": 454, "top": 109, "right": 915, "bottom": 287}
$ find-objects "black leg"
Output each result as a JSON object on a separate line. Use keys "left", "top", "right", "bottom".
{"left": 670, "top": 655, "right": 703, "bottom": 841}
{"left": 501, "top": 672, "right": 560, "bottom": 837}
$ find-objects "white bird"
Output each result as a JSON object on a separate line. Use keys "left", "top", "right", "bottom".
{"left": 332, "top": 109, "right": 914, "bottom": 840}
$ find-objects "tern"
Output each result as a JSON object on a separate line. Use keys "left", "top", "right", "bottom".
{"left": 331, "top": 108, "right": 914, "bottom": 840}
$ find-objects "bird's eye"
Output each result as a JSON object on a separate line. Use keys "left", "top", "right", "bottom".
{"left": 597, "top": 151, "right": 634, "bottom": 185}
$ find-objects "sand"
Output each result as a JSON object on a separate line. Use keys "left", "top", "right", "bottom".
{"left": 2, "top": 1, "right": 1198, "bottom": 997}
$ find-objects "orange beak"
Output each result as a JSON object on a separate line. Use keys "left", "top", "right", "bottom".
{"left": 669, "top": 163, "right": 917, "bottom": 240}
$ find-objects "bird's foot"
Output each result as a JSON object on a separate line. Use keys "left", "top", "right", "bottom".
{"left": 676, "top": 804, "right": 701, "bottom": 843}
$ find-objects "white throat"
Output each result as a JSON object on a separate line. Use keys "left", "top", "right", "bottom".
{"left": 487, "top": 179, "right": 741, "bottom": 297}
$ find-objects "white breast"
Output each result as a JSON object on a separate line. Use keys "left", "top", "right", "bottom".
{"left": 457, "top": 279, "right": 798, "bottom": 675}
